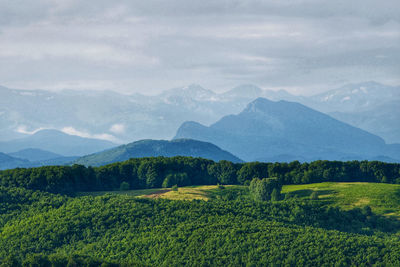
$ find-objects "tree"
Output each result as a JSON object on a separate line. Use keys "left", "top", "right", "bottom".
{"left": 119, "top": 181, "right": 130, "bottom": 191}
{"left": 271, "top": 188, "right": 281, "bottom": 201}
{"left": 249, "top": 177, "right": 282, "bottom": 201}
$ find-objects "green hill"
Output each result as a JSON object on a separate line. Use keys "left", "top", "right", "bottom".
{"left": 74, "top": 139, "right": 243, "bottom": 166}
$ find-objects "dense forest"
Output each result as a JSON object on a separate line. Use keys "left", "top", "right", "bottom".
{"left": 1, "top": 185, "right": 400, "bottom": 266}
{"left": 0, "top": 157, "right": 399, "bottom": 194}
{"left": 1, "top": 157, "right": 400, "bottom": 265}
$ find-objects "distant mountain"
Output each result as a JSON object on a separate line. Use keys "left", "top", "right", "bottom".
{"left": 34, "top": 156, "right": 79, "bottom": 166}
{"left": 159, "top": 84, "right": 217, "bottom": 102}
{"left": 221, "top": 84, "right": 263, "bottom": 100}
{"left": 309, "top": 81, "right": 400, "bottom": 113}
{"left": 175, "top": 98, "right": 399, "bottom": 162}
{"left": 0, "top": 81, "right": 398, "bottom": 145}
{"left": 6, "top": 148, "right": 77, "bottom": 168}
{"left": 8, "top": 148, "right": 63, "bottom": 162}
{"left": 0, "top": 129, "right": 116, "bottom": 156}
{"left": 329, "top": 101, "right": 400, "bottom": 144}
{"left": 74, "top": 139, "right": 243, "bottom": 166}
{"left": 0, "top": 150, "right": 78, "bottom": 170}
{"left": 0, "top": 84, "right": 296, "bottom": 144}
{"left": 0, "top": 152, "right": 29, "bottom": 170}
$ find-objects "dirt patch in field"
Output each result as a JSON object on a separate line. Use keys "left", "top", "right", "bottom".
{"left": 143, "top": 189, "right": 171, "bottom": 198}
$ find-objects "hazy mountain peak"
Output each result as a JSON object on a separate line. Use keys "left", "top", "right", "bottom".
{"left": 222, "top": 84, "right": 263, "bottom": 99}
{"left": 8, "top": 148, "right": 63, "bottom": 161}
{"left": 160, "top": 84, "right": 217, "bottom": 101}
{"left": 243, "top": 97, "right": 274, "bottom": 111}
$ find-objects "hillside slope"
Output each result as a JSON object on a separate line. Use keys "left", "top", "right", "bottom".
{"left": 74, "top": 138, "right": 243, "bottom": 166}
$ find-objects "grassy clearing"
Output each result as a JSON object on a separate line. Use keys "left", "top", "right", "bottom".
{"left": 151, "top": 185, "right": 247, "bottom": 201}
{"left": 77, "top": 185, "right": 246, "bottom": 201}
{"left": 282, "top": 182, "right": 400, "bottom": 218}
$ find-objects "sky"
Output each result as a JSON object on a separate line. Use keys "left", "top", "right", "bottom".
{"left": 0, "top": 0, "right": 399, "bottom": 95}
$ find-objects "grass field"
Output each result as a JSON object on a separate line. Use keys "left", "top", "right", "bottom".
{"left": 77, "top": 182, "right": 400, "bottom": 218}
{"left": 282, "top": 182, "right": 400, "bottom": 218}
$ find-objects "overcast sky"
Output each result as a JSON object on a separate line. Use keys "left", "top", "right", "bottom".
{"left": 0, "top": 0, "right": 399, "bottom": 95}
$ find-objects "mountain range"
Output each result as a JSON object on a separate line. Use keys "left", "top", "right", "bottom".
{"left": 175, "top": 98, "right": 399, "bottom": 162}
{"left": 74, "top": 139, "right": 243, "bottom": 166}
{"left": 0, "top": 129, "right": 116, "bottom": 156}
{"left": 0, "top": 148, "right": 79, "bottom": 170}
{"left": 1, "top": 81, "right": 398, "bottom": 145}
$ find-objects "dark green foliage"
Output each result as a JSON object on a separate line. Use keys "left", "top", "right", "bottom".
{"left": 0, "top": 185, "right": 400, "bottom": 266}
{"left": 162, "top": 173, "right": 189, "bottom": 188}
{"left": 119, "top": 182, "right": 130, "bottom": 191}
{"left": 310, "top": 191, "right": 319, "bottom": 200}
{"left": 271, "top": 188, "right": 281, "bottom": 201}
{"left": 171, "top": 184, "right": 178, "bottom": 191}
{"left": 2, "top": 157, "right": 400, "bottom": 266}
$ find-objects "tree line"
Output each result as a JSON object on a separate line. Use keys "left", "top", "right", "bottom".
{"left": 0, "top": 156, "right": 399, "bottom": 194}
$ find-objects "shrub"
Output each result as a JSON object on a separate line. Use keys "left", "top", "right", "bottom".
{"left": 172, "top": 184, "right": 178, "bottom": 191}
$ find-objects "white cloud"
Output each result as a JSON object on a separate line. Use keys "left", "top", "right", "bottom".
{"left": 109, "top": 123, "right": 126, "bottom": 134}
{"left": 61, "top": 127, "right": 119, "bottom": 143}
{"left": 15, "top": 125, "right": 47, "bottom": 135}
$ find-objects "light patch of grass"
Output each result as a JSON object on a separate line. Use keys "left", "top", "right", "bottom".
{"left": 353, "top": 198, "right": 371, "bottom": 206}
{"left": 157, "top": 185, "right": 223, "bottom": 201}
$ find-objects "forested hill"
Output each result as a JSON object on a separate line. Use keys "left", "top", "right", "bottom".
{"left": 1, "top": 157, "right": 399, "bottom": 194}
{"left": 73, "top": 139, "right": 243, "bottom": 166}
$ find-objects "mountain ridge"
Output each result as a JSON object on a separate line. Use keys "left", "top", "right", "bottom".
{"left": 175, "top": 97, "right": 397, "bottom": 162}
{"left": 0, "top": 129, "right": 116, "bottom": 156}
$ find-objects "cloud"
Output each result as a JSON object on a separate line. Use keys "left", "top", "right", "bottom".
{"left": 0, "top": 1, "right": 399, "bottom": 94}
{"left": 15, "top": 125, "right": 46, "bottom": 135}
{"left": 109, "top": 124, "right": 126, "bottom": 134}
{"left": 61, "top": 127, "right": 118, "bottom": 143}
